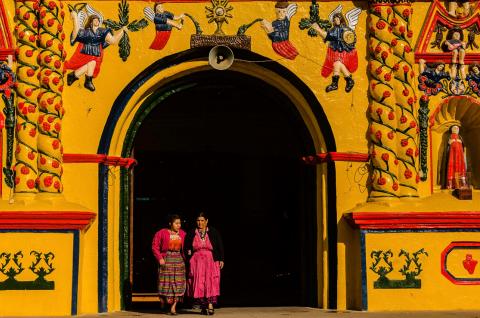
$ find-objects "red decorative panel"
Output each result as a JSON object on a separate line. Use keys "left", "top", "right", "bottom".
{"left": 441, "top": 241, "right": 480, "bottom": 285}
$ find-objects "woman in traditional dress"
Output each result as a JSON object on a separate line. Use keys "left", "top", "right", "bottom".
{"left": 152, "top": 214, "right": 186, "bottom": 315}
{"left": 446, "top": 125, "right": 467, "bottom": 189}
{"left": 185, "top": 212, "right": 224, "bottom": 315}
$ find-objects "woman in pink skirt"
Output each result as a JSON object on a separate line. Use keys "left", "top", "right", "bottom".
{"left": 152, "top": 214, "right": 186, "bottom": 315}
{"left": 185, "top": 212, "right": 224, "bottom": 315}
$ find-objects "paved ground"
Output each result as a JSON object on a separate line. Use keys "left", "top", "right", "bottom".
{"left": 72, "top": 307, "right": 480, "bottom": 318}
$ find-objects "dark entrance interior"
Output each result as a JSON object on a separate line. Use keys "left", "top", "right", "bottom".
{"left": 130, "top": 70, "right": 317, "bottom": 307}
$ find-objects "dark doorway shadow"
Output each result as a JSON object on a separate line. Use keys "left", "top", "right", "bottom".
{"left": 130, "top": 70, "right": 317, "bottom": 307}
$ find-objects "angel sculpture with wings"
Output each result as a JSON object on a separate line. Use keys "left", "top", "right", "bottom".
{"left": 144, "top": 3, "right": 185, "bottom": 50}
{"left": 261, "top": 1, "right": 299, "bottom": 60}
{"left": 311, "top": 5, "right": 361, "bottom": 93}
{"left": 65, "top": 5, "right": 127, "bottom": 92}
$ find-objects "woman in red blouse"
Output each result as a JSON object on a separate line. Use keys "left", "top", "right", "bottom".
{"left": 152, "top": 214, "right": 186, "bottom": 315}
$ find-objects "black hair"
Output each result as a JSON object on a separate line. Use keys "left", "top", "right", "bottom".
{"left": 153, "top": 2, "right": 163, "bottom": 12}
{"left": 196, "top": 211, "right": 208, "bottom": 220}
{"left": 168, "top": 214, "right": 181, "bottom": 225}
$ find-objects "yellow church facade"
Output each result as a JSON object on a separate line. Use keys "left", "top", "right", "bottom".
{"left": 0, "top": 0, "right": 478, "bottom": 315}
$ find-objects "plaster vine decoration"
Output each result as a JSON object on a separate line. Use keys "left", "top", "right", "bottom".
{"left": 369, "top": 250, "right": 394, "bottom": 287}
{"left": 0, "top": 252, "right": 24, "bottom": 282}
{"left": 237, "top": 18, "right": 262, "bottom": 36}
{"left": 29, "top": 251, "right": 55, "bottom": 286}
{"left": 0, "top": 251, "right": 55, "bottom": 290}
{"left": 418, "top": 94, "right": 430, "bottom": 181}
{"left": 300, "top": 3, "right": 361, "bottom": 92}
{"left": 367, "top": 4, "right": 400, "bottom": 199}
{"left": 390, "top": 2, "right": 419, "bottom": 198}
{"left": 143, "top": 3, "right": 202, "bottom": 51}
{"left": 0, "top": 61, "right": 17, "bottom": 189}
{"left": 260, "top": 1, "right": 299, "bottom": 60}
{"left": 103, "top": 0, "right": 148, "bottom": 61}
{"left": 37, "top": 0, "right": 65, "bottom": 193}
{"left": 65, "top": 3, "right": 128, "bottom": 92}
{"left": 298, "top": 0, "right": 331, "bottom": 37}
{"left": 14, "top": 0, "right": 40, "bottom": 193}
{"left": 367, "top": 1, "right": 419, "bottom": 200}
{"left": 370, "top": 248, "right": 428, "bottom": 289}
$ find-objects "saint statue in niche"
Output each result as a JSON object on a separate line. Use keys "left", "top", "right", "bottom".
{"left": 443, "top": 125, "right": 467, "bottom": 189}
{"left": 447, "top": 0, "right": 471, "bottom": 18}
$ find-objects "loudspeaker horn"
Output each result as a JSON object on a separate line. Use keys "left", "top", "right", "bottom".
{"left": 208, "top": 45, "right": 234, "bottom": 70}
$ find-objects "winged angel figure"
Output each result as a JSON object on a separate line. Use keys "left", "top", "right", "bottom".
{"left": 65, "top": 4, "right": 127, "bottom": 92}
{"left": 311, "top": 5, "right": 361, "bottom": 92}
{"left": 144, "top": 3, "right": 185, "bottom": 50}
{"left": 261, "top": 1, "right": 299, "bottom": 60}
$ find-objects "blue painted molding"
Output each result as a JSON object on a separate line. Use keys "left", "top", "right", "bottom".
{"left": 71, "top": 230, "right": 79, "bottom": 315}
{"left": 360, "top": 230, "right": 367, "bottom": 310}
{"left": 98, "top": 164, "right": 109, "bottom": 312}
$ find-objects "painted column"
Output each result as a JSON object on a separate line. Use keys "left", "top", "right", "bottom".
{"left": 14, "top": 0, "right": 40, "bottom": 192}
{"left": 367, "top": 1, "right": 400, "bottom": 200}
{"left": 391, "top": 0, "right": 419, "bottom": 198}
{"left": 37, "top": 0, "right": 65, "bottom": 192}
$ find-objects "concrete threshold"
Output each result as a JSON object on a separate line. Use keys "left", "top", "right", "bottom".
{"left": 71, "top": 307, "right": 480, "bottom": 318}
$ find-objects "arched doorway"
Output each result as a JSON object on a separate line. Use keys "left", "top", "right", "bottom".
{"left": 129, "top": 70, "right": 317, "bottom": 307}
{"left": 97, "top": 48, "right": 337, "bottom": 312}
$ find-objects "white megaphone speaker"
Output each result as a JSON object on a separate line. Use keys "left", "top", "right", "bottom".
{"left": 208, "top": 45, "right": 234, "bottom": 70}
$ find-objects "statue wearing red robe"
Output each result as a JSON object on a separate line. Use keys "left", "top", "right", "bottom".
{"left": 446, "top": 125, "right": 467, "bottom": 189}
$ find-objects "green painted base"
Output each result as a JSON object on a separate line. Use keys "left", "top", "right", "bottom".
{"left": 0, "top": 279, "right": 54, "bottom": 290}
{"left": 374, "top": 278, "right": 421, "bottom": 289}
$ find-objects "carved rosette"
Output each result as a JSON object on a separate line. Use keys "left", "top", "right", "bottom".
{"left": 37, "top": 0, "right": 65, "bottom": 192}
{"left": 14, "top": 0, "right": 40, "bottom": 192}
{"left": 367, "top": 3, "right": 400, "bottom": 199}
{"left": 391, "top": 2, "right": 419, "bottom": 197}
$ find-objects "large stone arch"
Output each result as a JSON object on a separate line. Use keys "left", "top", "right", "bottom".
{"left": 97, "top": 48, "right": 338, "bottom": 311}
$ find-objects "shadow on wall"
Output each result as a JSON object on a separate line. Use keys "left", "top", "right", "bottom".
{"left": 339, "top": 218, "right": 362, "bottom": 310}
